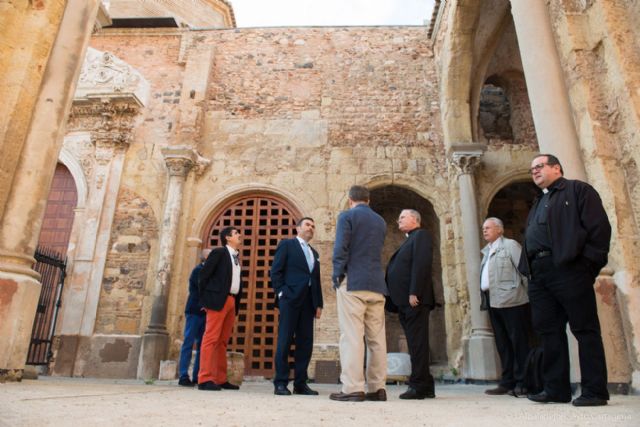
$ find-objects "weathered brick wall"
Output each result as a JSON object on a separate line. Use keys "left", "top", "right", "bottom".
{"left": 95, "top": 187, "right": 158, "bottom": 334}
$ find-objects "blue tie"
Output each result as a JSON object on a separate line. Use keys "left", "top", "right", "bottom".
{"left": 302, "top": 241, "right": 314, "bottom": 272}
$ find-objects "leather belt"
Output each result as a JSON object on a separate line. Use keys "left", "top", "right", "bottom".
{"left": 533, "top": 250, "right": 552, "bottom": 259}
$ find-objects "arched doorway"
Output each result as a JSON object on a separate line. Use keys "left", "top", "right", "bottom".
{"left": 37, "top": 163, "right": 78, "bottom": 255}
{"left": 29, "top": 163, "right": 78, "bottom": 365}
{"left": 486, "top": 181, "right": 538, "bottom": 243}
{"left": 369, "top": 185, "right": 447, "bottom": 365}
{"left": 202, "top": 194, "right": 301, "bottom": 377}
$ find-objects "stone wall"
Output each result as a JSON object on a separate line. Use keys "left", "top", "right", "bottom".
{"left": 547, "top": 0, "right": 640, "bottom": 384}
{"left": 95, "top": 187, "right": 158, "bottom": 335}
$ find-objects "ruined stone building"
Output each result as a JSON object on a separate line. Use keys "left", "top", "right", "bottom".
{"left": 1, "top": 0, "right": 638, "bottom": 393}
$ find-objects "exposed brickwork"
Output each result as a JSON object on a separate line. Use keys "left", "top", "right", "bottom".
{"left": 95, "top": 187, "right": 158, "bottom": 334}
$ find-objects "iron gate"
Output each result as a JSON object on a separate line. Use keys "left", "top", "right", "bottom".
{"left": 26, "top": 246, "right": 67, "bottom": 365}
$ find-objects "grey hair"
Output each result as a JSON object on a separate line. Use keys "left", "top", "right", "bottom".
{"left": 484, "top": 217, "right": 504, "bottom": 231}
{"left": 403, "top": 209, "right": 421, "bottom": 225}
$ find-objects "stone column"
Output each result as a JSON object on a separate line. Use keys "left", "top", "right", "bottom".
{"left": 0, "top": 0, "right": 100, "bottom": 382}
{"left": 510, "top": 0, "right": 587, "bottom": 181}
{"left": 138, "top": 147, "right": 200, "bottom": 379}
{"left": 450, "top": 143, "right": 500, "bottom": 380}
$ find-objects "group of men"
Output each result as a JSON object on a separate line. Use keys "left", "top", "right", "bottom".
{"left": 480, "top": 154, "right": 611, "bottom": 407}
{"left": 177, "top": 153, "right": 611, "bottom": 407}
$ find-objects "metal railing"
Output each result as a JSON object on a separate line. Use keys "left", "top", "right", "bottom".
{"left": 26, "top": 247, "right": 67, "bottom": 365}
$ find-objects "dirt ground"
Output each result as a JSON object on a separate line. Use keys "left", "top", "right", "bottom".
{"left": 1, "top": 378, "right": 638, "bottom": 426}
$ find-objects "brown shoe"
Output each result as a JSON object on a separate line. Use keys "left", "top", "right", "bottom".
{"left": 329, "top": 391, "right": 366, "bottom": 402}
{"left": 485, "top": 385, "right": 511, "bottom": 395}
{"left": 365, "top": 389, "right": 387, "bottom": 401}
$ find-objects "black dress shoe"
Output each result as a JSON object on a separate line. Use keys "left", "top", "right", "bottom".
{"left": 217, "top": 381, "right": 240, "bottom": 390}
{"left": 274, "top": 385, "right": 292, "bottom": 395}
{"left": 329, "top": 391, "right": 365, "bottom": 402}
{"left": 485, "top": 385, "right": 511, "bottom": 395}
{"left": 527, "top": 391, "right": 571, "bottom": 403}
{"left": 197, "top": 381, "right": 221, "bottom": 391}
{"left": 293, "top": 384, "right": 319, "bottom": 395}
{"left": 399, "top": 387, "right": 435, "bottom": 400}
{"left": 572, "top": 396, "right": 608, "bottom": 407}
{"left": 178, "top": 377, "right": 194, "bottom": 387}
{"left": 512, "top": 385, "right": 528, "bottom": 397}
{"left": 365, "top": 389, "right": 387, "bottom": 401}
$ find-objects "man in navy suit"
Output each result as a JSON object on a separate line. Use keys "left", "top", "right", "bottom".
{"left": 271, "top": 217, "right": 323, "bottom": 396}
{"left": 386, "top": 209, "right": 436, "bottom": 399}
{"left": 178, "top": 248, "right": 211, "bottom": 387}
{"left": 197, "top": 226, "right": 243, "bottom": 391}
{"left": 330, "top": 185, "right": 388, "bottom": 402}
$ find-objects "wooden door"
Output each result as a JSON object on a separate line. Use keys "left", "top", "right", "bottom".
{"left": 203, "top": 194, "right": 299, "bottom": 377}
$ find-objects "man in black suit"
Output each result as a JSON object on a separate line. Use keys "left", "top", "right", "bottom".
{"left": 271, "top": 217, "right": 323, "bottom": 396}
{"left": 197, "top": 226, "right": 243, "bottom": 391}
{"left": 386, "top": 209, "right": 436, "bottom": 399}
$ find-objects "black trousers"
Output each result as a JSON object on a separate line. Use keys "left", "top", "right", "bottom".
{"left": 273, "top": 288, "right": 315, "bottom": 388}
{"left": 528, "top": 256, "right": 609, "bottom": 400}
{"left": 487, "top": 300, "right": 531, "bottom": 389}
{"left": 398, "top": 305, "right": 434, "bottom": 394}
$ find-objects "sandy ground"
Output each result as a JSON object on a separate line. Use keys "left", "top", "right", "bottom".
{"left": 1, "top": 378, "right": 638, "bottom": 427}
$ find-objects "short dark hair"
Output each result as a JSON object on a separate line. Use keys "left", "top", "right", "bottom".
{"left": 296, "top": 217, "right": 314, "bottom": 227}
{"left": 536, "top": 153, "right": 564, "bottom": 175}
{"left": 348, "top": 185, "right": 370, "bottom": 203}
{"left": 219, "top": 226, "right": 238, "bottom": 245}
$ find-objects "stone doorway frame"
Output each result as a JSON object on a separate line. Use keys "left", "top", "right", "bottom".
{"left": 196, "top": 187, "right": 304, "bottom": 378}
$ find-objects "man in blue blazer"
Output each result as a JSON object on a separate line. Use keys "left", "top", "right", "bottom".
{"left": 330, "top": 185, "right": 388, "bottom": 402}
{"left": 271, "top": 217, "right": 323, "bottom": 396}
{"left": 178, "top": 248, "right": 211, "bottom": 387}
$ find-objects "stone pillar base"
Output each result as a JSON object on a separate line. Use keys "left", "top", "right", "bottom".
{"left": 0, "top": 272, "right": 41, "bottom": 382}
{"left": 462, "top": 334, "right": 500, "bottom": 380}
{"left": 227, "top": 351, "right": 244, "bottom": 385}
{"left": 137, "top": 331, "right": 168, "bottom": 380}
{"left": 0, "top": 368, "right": 23, "bottom": 383}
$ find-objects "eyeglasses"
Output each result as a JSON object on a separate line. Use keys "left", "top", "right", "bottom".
{"left": 529, "top": 163, "right": 549, "bottom": 174}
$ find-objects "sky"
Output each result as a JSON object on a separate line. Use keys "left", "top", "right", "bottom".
{"left": 230, "top": 0, "right": 436, "bottom": 27}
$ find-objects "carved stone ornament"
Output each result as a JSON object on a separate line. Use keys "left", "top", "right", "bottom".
{"left": 162, "top": 146, "right": 200, "bottom": 177}
{"left": 75, "top": 48, "right": 150, "bottom": 107}
{"left": 449, "top": 143, "right": 487, "bottom": 176}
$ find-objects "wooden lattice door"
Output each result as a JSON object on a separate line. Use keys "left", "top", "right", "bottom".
{"left": 203, "top": 195, "right": 299, "bottom": 377}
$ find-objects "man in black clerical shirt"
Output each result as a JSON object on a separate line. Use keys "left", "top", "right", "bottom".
{"left": 519, "top": 154, "right": 611, "bottom": 407}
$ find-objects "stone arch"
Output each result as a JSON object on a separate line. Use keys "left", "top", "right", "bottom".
{"left": 440, "top": 0, "right": 502, "bottom": 145}
{"left": 192, "top": 183, "right": 308, "bottom": 240}
{"left": 369, "top": 185, "right": 447, "bottom": 365}
{"left": 199, "top": 190, "right": 303, "bottom": 377}
{"left": 36, "top": 163, "right": 78, "bottom": 256}
{"left": 58, "top": 147, "right": 88, "bottom": 209}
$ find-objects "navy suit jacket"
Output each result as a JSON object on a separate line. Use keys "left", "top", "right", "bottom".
{"left": 185, "top": 262, "right": 205, "bottom": 316}
{"left": 332, "top": 204, "right": 387, "bottom": 294}
{"left": 198, "top": 247, "right": 242, "bottom": 314}
{"left": 386, "top": 228, "right": 435, "bottom": 309}
{"left": 270, "top": 238, "right": 323, "bottom": 310}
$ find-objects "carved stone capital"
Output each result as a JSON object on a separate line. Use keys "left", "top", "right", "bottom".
{"left": 449, "top": 143, "right": 487, "bottom": 175}
{"left": 161, "top": 146, "right": 199, "bottom": 177}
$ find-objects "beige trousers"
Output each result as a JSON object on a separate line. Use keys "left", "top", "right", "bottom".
{"left": 336, "top": 284, "right": 387, "bottom": 393}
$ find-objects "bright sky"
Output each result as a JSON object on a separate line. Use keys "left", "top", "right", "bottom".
{"left": 230, "top": 0, "right": 436, "bottom": 27}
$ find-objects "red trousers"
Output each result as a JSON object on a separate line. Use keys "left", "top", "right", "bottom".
{"left": 198, "top": 296, "right": 235, "bottom": 384}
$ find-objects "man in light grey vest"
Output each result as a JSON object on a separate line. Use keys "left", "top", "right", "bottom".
{"left": 480, "top": 217, "right": 530, "bottom": 397}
